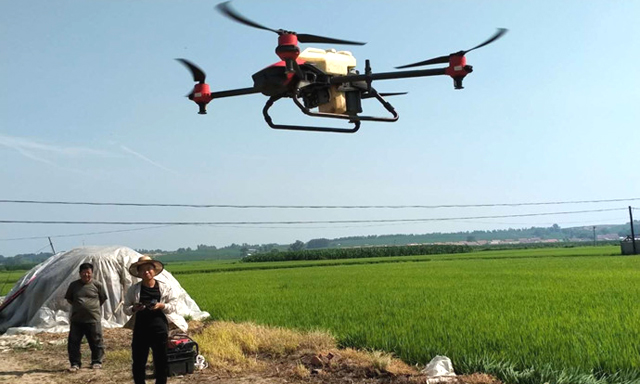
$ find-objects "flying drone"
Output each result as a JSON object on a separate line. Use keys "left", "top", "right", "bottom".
{"left": 177, "top": 1, "right": 507, "bottom": 133}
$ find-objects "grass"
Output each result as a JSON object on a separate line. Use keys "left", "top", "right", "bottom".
{"left": 0, "top": 270, "right": 28, "bottom": 296}
{"left": 174, "top": 246, "right": 640, "bottom": 384}
{"left": 106, "top": 348, "right": 131, "bottom": 365}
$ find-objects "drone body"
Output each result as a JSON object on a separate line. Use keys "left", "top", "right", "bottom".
{"left": 177, "top": 1, "right": 507, "bottom": 133}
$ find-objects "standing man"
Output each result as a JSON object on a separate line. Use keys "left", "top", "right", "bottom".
{"left": 65, "top": 262, "right": 107, "bottom": 372}
{"left": 123, "top": 255, "right": 185, "bottom": 384}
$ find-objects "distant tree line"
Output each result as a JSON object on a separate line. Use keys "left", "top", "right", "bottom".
{"left": 241, "top": 244, "right": 472, "bottom": 262}
{"left": 5, "top": 222, "right": 635, "bottom": 264}
{"left": 312, "top": 222, "right": 638, "bottom": 248}
{"left": 474, "top": 240, "right": 619, "bottom": 252}
{"left": 157, "top": 242, "right": 288, "bottom": 262}
{"left": 0, "top": 252, "right": 52, "bottom": 270}
{"left": 145, "top": 222, "right": 639, "bottom": 262}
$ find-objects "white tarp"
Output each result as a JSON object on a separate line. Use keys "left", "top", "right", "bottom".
{"left": 0, "top": 246, "right": 209, "bottom": 334}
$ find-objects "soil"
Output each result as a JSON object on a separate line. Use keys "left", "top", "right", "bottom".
{"left": 0, "top": 325, "right": 501, "bottom": 384}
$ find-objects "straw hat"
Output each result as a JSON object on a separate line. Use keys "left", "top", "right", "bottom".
{"left": 128, "top": 255, "right": 164, "bottom": 278}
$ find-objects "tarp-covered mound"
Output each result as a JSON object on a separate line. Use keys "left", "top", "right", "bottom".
{"left": 0, "top": 246, "right": 209, "bottom": 334}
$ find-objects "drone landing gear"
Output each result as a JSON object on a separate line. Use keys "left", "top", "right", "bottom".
{"left": 263, "top": 96, "right": 360, "bottom": 133}
{"left": 262, "top": 92, "right": 398, "bottom": 134}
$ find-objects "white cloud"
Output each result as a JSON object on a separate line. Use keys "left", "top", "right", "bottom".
{"left": 0, "top": 134, "right": 120, "bottom": 175}
{"left": 0, "top": 134, "right": 117, "bottom": 158}
{"left": 120, "top": 145, "right": 177, "bottom": 174}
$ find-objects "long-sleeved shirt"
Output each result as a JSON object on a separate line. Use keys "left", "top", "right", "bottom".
{"left": 65, "top": 279, "right": 107, "bottom": 323}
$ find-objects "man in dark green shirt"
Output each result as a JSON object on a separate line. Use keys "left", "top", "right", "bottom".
{"left": 65, "top": 262, "right": 107, "bottom": 371}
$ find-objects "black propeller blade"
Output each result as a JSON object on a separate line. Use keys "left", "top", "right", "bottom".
{"left": 176, "top": 58, "right": 206, "bottom": 84}
{"left": 294, "top": 33, "right": 366, "bottom": 46}
{"left": 176, "top": 59, "right": 208, "bottom": 98}
{"left": 363, "top": 91, "right": 408, "bottom": 100}
{"left": 379, "top": 92, "right": 408, "bottom": 97}
{"left": 216, "top": 1, "right": 278, "bottom": 34}
{"left": 216, "top": 1, "right": 366, "bottom": 46}
{"left": 395, "top": 28, "right": 507, "bottom": 69}
{"left": 465, "top": 28, "right": 508, "bottom": 54}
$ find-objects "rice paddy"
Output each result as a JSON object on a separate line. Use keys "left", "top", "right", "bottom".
{"left": 176, "top": 246, "right": 640, "bottom": 383}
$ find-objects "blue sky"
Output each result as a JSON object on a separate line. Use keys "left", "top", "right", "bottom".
{"left": 1, "top": 1, "right": 638, "bottom": 257}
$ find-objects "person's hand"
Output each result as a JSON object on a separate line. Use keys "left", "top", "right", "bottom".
{"left": 133, "top": 303, "right": 145, "bottom": 312}
{"left": 151, "top": 302, "right": 165, "bottom": 311}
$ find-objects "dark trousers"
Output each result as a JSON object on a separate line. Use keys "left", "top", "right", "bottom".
{"left": 132, "top": 330, "right": 168, "bottom": 384}
{"left": 68, "top": 321, "right": 104, "bottom": 367}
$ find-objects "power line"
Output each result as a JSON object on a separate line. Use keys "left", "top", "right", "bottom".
{"left": 0, "top": 225, "right": 175, "bottom": 242}
{"left": 31, "top": 244, "right": 53, "bottom": 254}
{"left": 2, "top": 211, "right": 629, "bottom": 243}
{"left": 0, "top": 197, "right": 638, "bottom": 209}
{"left": 0, "top": 207, "right": 625, "bottom": 226}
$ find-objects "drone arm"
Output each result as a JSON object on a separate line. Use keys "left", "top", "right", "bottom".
{"left": 210, "top": 87, "right": 261, "bottom": 99}
{"left": 188, "top": 86, "right": 260, "bottom": 115}
{"left": 330, "top": 67, "right": 447, "bottom": 85}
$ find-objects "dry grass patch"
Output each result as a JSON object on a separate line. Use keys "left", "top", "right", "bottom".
{"left": 327, "top": 348, "right": 416, "bottom": 377}
{"left": 191, "top": 321, "right": 336, "bottom": 371}
{"left": 292, "top": 362, "right": 311, "bottom": 378}
{"left": 107, "top": 348, "right": 132, "bottom": 365}
{"left": 191, "top": 320, "right": 422, "bottom": 380}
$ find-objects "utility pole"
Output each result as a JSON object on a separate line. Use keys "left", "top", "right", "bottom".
{"left": 593, "top": 226, "right": 596, "bottom": 246}
{"left": 48, "top": 237, "right": 56, "bottom": 254}
{"left": 630, "top": 206, "right": 637, "bottom": 255}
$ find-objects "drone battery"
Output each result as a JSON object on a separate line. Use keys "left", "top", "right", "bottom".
{"left": 320, "top": 87, "right": 346, "bottom": 114}
{"left": 166, "top": 337, "right": 198, "bottom": 376}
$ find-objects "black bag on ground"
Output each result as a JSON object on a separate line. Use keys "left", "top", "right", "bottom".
{"left": 166, "top": 333, "right": 198, "bottom": 376}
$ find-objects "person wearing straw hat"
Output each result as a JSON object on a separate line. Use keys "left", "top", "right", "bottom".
{"left": 123, "top": 256, "right": 182, "bottom": 384}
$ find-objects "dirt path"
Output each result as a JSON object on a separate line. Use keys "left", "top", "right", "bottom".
{"left": 0, "top": 351, "right": 61, "bottom": 384}
{"left": 0, "top": 349, "right": 292, "bottom": 384}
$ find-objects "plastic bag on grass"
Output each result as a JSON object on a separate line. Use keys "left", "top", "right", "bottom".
{"left": 422, "top": 355, "right": 456, "bottom": 383}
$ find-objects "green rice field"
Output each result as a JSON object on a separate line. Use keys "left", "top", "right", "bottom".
{"left": 0, "top": 270, "right": 27, "bottom": 296}
{"left": 176, "top": 246, "right": 640, "bottom": 384}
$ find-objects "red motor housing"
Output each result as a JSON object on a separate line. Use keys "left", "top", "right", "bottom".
{"left": 190, "top": 83, "right": 212, "bottom": 114}
{"left": 275, "top": 33, "right": 300, "bottom": 61}
{"left": 191, "top": 83, "right": 211, "bottom": 104}
{"left": 445, "top": 55, "right": 473, "bottom": 90}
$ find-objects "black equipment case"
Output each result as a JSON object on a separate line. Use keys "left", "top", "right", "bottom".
{"left": 166, "top": 334, "right": 199, "bottom": 376}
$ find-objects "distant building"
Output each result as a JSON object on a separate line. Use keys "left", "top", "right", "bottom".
{"left": 620, "top": 236, "right": 639, "bottom": 255}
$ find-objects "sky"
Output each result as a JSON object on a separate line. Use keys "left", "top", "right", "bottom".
{"left": 1, "top": 0, "right": 639, "bottom": 257}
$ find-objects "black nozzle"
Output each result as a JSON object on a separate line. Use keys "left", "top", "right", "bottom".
{"left": 346, "top": 91, "right": 363, "bottom": 115}
{"left": 198, "top": 103, "right": 207, "bottom": 114}
{"left": 453, "top": 65, "right": 473, "bottom": 89}
{"left": 453, "top": 77, "right": 464, "bottom": 90}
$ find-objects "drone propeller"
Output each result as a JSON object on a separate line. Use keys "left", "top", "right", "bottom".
{"left": 176, "top": 58, "right": 208, "bottom": 98}
{"left": 176, "top": 58, "right": 212, "bottom": 114}
{"left": 176, "top": 58, "right": 206, "bottom": 84}
{"left": 379, "top": 92, "right": 408, "bottom": 97}
{"left": 395, "top": 28, "right": 507, "bottom": 69}
{"left": 216, "top": 1, "right": 366, "bottom": 46}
